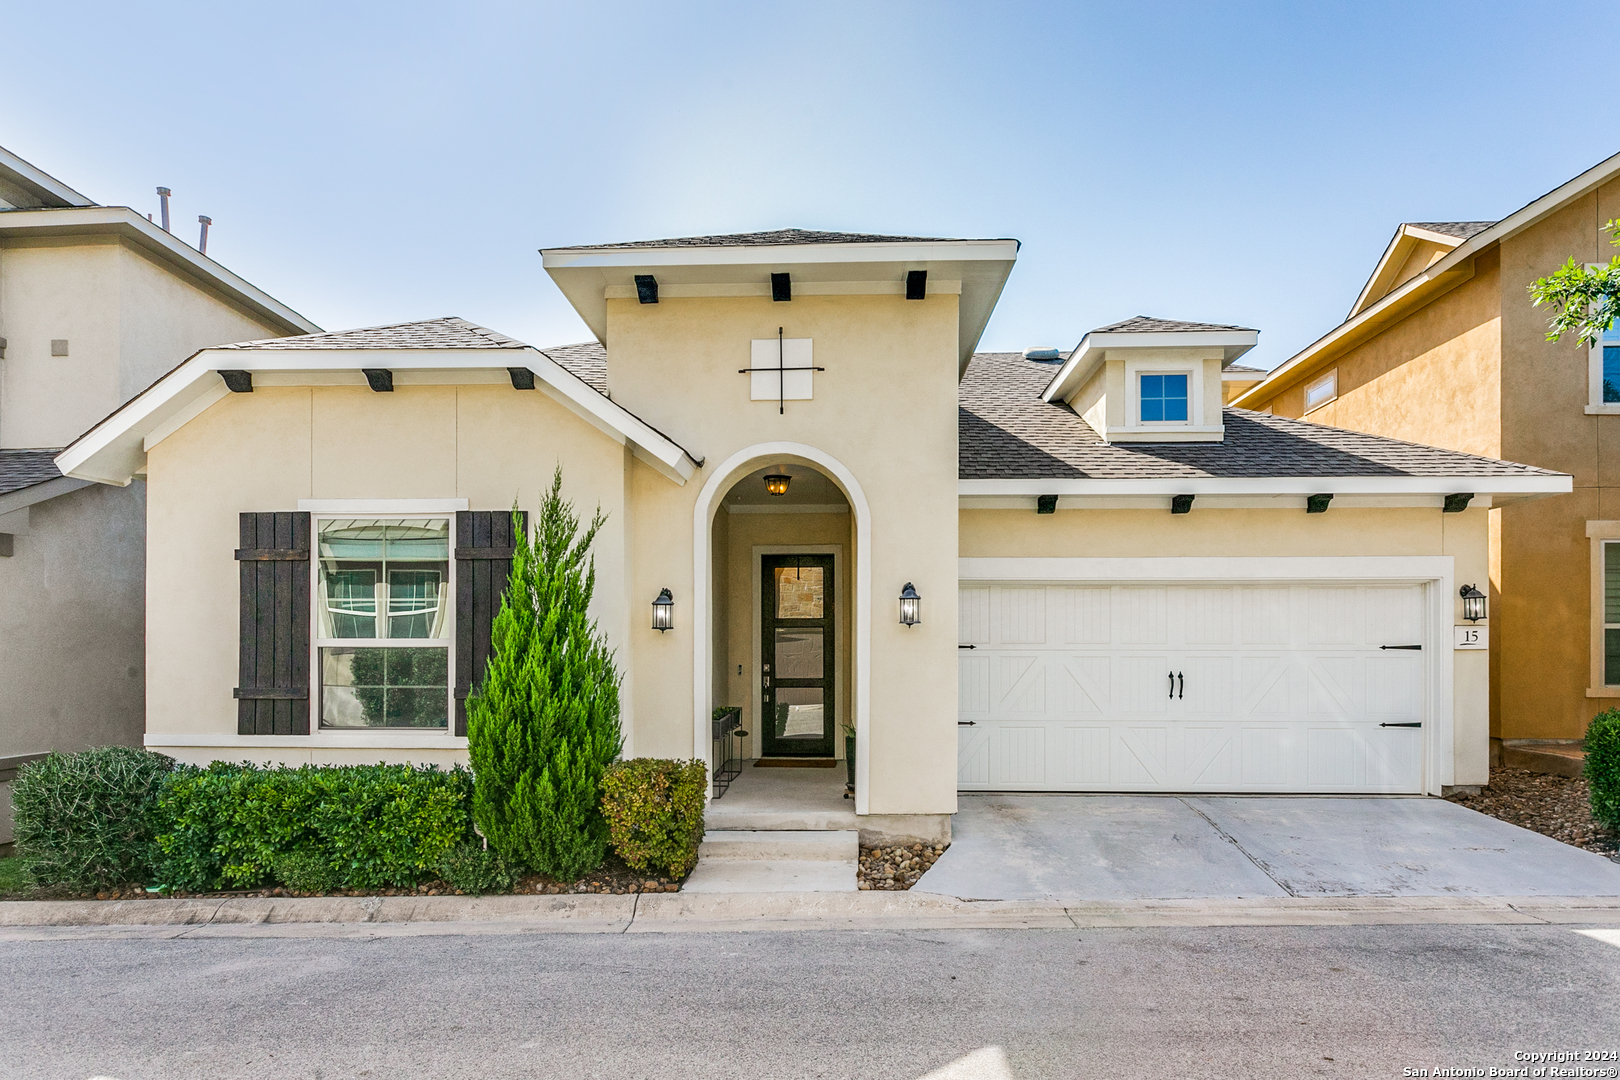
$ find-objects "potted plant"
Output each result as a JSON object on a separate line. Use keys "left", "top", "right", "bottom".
{"left": 841, "top": 723, "right": 856, "bottom": 799}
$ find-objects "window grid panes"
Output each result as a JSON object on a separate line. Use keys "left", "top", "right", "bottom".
{"left": 316, "top": 518, "right": 451, "bottom": 730}
{"left": 1606, "top": 542, "right": 1620, "bottom": 686}
{"left": 1139, "top": 373, "right": 1189, "bottom": 422}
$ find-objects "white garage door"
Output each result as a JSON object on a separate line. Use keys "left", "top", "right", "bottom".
{"left": 957, "top": 583, "right": 1426, "bottom": 793}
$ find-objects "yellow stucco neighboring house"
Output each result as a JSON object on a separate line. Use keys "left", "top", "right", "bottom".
{"left": 1233, "top": 151, "right": 1620, "bottom": 754}
{"left": 57, "top": 230, "right": 1570, "bottom": 848}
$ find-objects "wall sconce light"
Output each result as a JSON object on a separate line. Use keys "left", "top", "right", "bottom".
{"left": 1459, "top": 584, "right": 1487, "bottom": 623}
{"left": 652, "top": 588, "right": 674, "bottom": 632}
{"left": 763, "top": 473, "right": 791, "bottom": 496}
{"left": 899, "top": 582, "right": 921, "bottom": 626}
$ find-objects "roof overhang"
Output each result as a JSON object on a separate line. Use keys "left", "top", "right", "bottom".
{"left": 1041, "top": 328, "right": 1258, "bottom": 403}
{"left": 0, "top": 146, "right": 94, "bottom": 207}
{"left": 1236, "top": 148, "right": 1620, "bottom": 410}
{"left": 959, "top": 473, "right": 1570, "bottom": 506}
{"left": 541, "top": 238, "right": 1020, "bottom": 371}
{"left": 1347, "top": 224, "right": 1469, "bottom": 319}
{"left": 0, "top": 475, "right": 92, "bottom": 515}
{"left": 56, "top": 346, "right": 700, "bottom": 489}
{"left": 0, "top": 207, "right": 320, "bottom": 336}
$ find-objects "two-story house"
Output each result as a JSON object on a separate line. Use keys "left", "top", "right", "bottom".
{"left": 0, "top": 145, "right": 317, "bottom": 838}
{"left": 1235, "top": 152, "right": 1620, "bottom": 768}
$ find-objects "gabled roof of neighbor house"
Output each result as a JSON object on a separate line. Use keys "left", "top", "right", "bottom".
{"left": 56, "top": 318, "right": 700, "bottom": 489}
{"left": 541, "top": 228, "right": 1020, "bottom": 373}
{"left": 961, "top": 352, "right": 1569, "bottom": 501}
{"left": 1235, "top": 149, "right": 1620, "bottom": 409}
{"left": 0, "top": 145, "right": 95, "bottom": 208}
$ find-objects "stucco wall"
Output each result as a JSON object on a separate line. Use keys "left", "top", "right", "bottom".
{"left": 0, "top": 481, "right": 146, "bottom": 759}
{"left": 143, "top": 383, "right": 631, "bottom": 763}
{"left": 0, "top": 237, "right": 286, "bottom": 450}
{"left": 608, "top": 293, "right": 960, "bottom": 817}
{"left": 960, "top": 503, "right": 1492, "bottom": 786}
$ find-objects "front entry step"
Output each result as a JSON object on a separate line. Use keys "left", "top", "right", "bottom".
{"left": 681, "top": 830, "right": 859, "bottom": 893}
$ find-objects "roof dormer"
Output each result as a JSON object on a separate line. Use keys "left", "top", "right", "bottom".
{"left": 1039, "top": 316, "right": 1258, "bottom": 444}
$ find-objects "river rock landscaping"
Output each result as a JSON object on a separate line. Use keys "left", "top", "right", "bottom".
{"left": 1446, "top": 767, "right": 1619, "bottom": 859}
{"left": 858, "top": 843, "right": 948, "bottom": 890}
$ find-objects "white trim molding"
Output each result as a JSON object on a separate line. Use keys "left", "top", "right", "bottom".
{"left": 693, "top": 442, "right": 873, "bottom": 813}
{"left": 299, "top": 498, "right": 469, "bottom": 513}
{"left": 959, "top": 473, "right": 1570, "bottom": 504}
{"left": 146, "top": 733, "right": 469, "bottom": 750}
{"left": 958, "top": 555, "right": 1458, "bottom": 793}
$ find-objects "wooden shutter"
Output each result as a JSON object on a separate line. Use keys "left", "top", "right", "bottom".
{"left": 234, "top": 512, "right": 311, "bottom": 735}
{"left": 454, "top": 510, "right": 526, "bottom": 737}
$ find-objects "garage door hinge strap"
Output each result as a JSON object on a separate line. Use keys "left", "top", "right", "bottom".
{"left": 1379, "top": 722, "right": 1423, "bottom": 728}
{"left": 1379, "top": 644, "right": 1422, "bottom": 650}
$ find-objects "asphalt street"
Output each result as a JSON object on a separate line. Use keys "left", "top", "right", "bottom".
{"left": 4, "top": 924, "right": 1619, "bottom": 1080}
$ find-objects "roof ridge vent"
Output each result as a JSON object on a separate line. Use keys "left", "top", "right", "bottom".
{"left": 1022, "top": 346, "right": 1061, "bottom": 361}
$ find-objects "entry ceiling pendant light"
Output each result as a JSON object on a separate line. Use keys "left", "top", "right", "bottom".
{"left": 1459, "top": 584, "right": 1487, "bottom": 623}
{"left": 763, "top": 472, "right": 792, "bottom": 496}
{"left": 898, "top": 582, "right": 921, "bottom": 626}
{"left": 651, "top": 588, "right": 674, "bottom": 632}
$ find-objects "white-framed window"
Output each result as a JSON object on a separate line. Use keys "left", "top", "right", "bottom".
{"left": 1605, "top": 541, "right": 1620, "bottom": 686}
{"left": 313, "top": 515, "right": 452, "bottom": 730}
{"left": 1588, "top": 323, "right": 1620, "bottom": 409}
{"left": 1136, "top": 372, "right": 1191, "bottom": 424}
{"left": 1304, "top": 369, "right": 1338, "bottom": 412}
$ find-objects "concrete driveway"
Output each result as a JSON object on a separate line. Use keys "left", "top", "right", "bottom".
{"left": 915, "top": 794, "right": 1620, "bottom": 901}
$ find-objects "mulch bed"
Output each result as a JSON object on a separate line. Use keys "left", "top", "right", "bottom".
{"left": 858, "top": 843, "right": 948, "bottom": 890}
{"left": 0, "top": 852, "right": 684, "bottom": 902}
{"left": 1447, "top": 767, "right": 1619, "bottom": 859}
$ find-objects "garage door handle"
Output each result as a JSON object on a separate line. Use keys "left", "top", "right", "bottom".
{"left": 1379, "top": 644, "right": 1422, "bottom": 650}
{"left": 1168, "top": 672, "right": 1174, "bottom": 699}
{"left": 958, "top": 720, "right": 976, "bottom": 726}
{"left": 1177, "top": 672, "right": 1184, "bottom": 699}
{"left": 1379, "top": 722, "right": 1422, "bottom": 728}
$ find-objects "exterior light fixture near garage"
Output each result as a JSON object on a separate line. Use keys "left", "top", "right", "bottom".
{"left": 1459, "top": 584, "right": 1487, "bottom": 623}
{"left": 652, "top": 588, "right": 674, "bottom": 632}
{"left": 899, "top": 582, "right": 921, "bottom": 626}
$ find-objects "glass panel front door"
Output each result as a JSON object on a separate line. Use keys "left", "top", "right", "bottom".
{"left": 762, "top": 555, "right": 834, "bottom": 756}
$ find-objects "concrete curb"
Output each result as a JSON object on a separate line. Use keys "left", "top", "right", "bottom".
{"left": 2, "top": 891, "right": 1618, "bottom": 939}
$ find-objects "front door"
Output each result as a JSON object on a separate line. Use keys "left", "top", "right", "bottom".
{"left": 761, "top": 554, "right": 835, "bottom": 757}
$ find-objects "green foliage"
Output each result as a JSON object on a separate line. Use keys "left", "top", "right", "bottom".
{"left": 11, "top": 747, "right": 176, "bottom": 889}
{"left": 435, "top": 841, "right": 517, "bottom": 894}
{"left": 1587, "top": 707, "right": 1620, "bottom": 831}
{"left": 153, "top": 762, "right": 473, "bottom": 892}
{"left": 600, "top": 758, "right": 707, "bottom": 877}
{"left": 0, "top": 856, "right": 36, "bottom": 897}
{"left": 275, "top": 850, "right": 343, "bottom": 894}
{"left": 467, "top": 468, "right": 624, "bottom": 881}
{"left": 1529, "top": 219, "right": 1620, "bottom": 348}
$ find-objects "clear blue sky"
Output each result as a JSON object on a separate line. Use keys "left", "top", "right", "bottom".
{"left": 7, "top": 1, "right": 1617, "bottom": 370}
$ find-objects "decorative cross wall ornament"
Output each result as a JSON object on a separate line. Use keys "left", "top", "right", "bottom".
{"left": 741, "top": 328, "right": 822, "bottom": 414}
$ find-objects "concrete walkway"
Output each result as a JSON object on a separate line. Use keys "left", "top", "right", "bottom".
{"left": 916, "top": 794, "right": 1620, "bottom": 901}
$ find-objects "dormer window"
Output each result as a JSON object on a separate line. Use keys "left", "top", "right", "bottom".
{"left": 1139, "top": 373, "right": 1189, "bottom": 423}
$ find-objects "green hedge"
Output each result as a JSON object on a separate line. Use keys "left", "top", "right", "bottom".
{"left": 600, "top": 758, "right": 706, "bottom": 877}
{"left": 11, "top": 747, "right": 177, "bottom": 889}
{"left": 154, "top": 762, "right": 474, "bottom": 892}
{"left": 1588, "top": 708, "right": 1620, "bottom": 831}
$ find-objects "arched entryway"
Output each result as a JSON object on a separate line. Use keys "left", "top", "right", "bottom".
{"left": 692, "top": 443, "right": 873, "bottom": 813}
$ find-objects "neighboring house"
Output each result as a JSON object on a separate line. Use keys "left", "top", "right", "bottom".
{"left": 58, "top": 230, "right": 1567, "bottom": 847}
{"left": 1233, "top": 151, "right": 1620, "bottom": 753}
{"left": 0, "top": 145, "right": 317, "bottom": 840}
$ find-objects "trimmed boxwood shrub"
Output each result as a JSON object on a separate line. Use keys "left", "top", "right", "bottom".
{"left": 11, "top": 747, "right": 177, "bottom": 889}
{"left": 154, "top": 762, "right": 473, "bottom": 892}
{"left": 1588, "top": 707, "right": 1620, "bottom": 831}
{"left": 600, "top": 758, "right": 707, "bottom": 877}
{"left": 435, "top": 841, "right": 517, "bottom": 895}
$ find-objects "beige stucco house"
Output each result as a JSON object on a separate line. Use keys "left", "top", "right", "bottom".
{"left": 59, "top": 230, "right": 1569, "bottom": 843}
{"left": 0, "top": 145, "right": 317, "bottom": 839}
{"left": 1234, "top": 151, "right": 1620, "bottom": 755}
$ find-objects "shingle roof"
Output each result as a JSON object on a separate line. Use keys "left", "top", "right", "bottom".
{"left": 540, "top": 342, "right": 608, "bottom": 394}
{"left": 1408, "top": 221, "right": 1496, "bottom": 241}
{"left": 960, "top": 352, "right": 1559, "bottom": 480}
{"left": 1093, "top": 315, "right": 1257, "bottom": 334}
{"left": 0, "top": 449, "right": 64, "bottom": 497}
{"left": 216, "top": 317, "right": 528, "bottom": 351}
{"left": 1224, "top": 363, "right": 1267, "bottom": 374}
{"left": 548, "top": 228, "right": 970, "bottom": 252}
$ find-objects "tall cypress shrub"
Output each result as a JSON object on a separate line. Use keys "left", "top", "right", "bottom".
{"left": 467, "top": 468, "right": 624, "bottom": 880}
